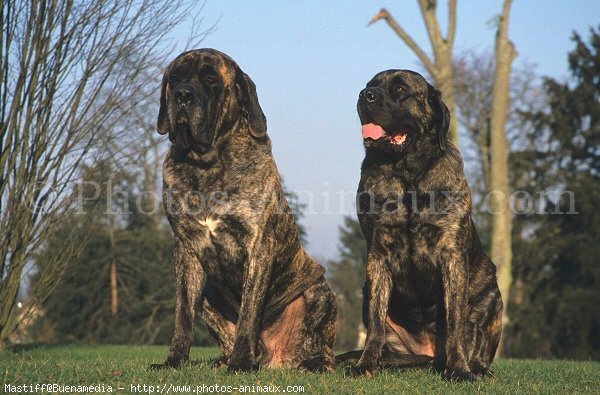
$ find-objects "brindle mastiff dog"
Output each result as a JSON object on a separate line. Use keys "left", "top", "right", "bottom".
{"left": 150, "top": 49, "right": 336, "bottom": 372}
{"left": 343, "top": 70, "right": 503, "bottom": 381}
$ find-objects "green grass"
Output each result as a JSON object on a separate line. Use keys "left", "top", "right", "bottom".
{"left": 1, "top": 345, "right": 598, "bottom": 394}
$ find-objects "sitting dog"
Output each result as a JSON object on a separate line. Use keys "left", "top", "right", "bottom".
{"left": 150, "top": 49, "right": 336, "bottom": 372}
{"left": 343, "top": 70, "right": 503, "bottom": 381}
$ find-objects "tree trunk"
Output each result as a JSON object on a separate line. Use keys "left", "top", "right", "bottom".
{"left": 108, "top": 227, "right": 118, "bottom": 316}
{"left": 489, "top": 0, "right": 516, "bottom": 356}
{"left": 0, "top": 245, "right": 28, "bottom": 346}
{"left": 110, "top": 260, "right": 118, "bottom": 316}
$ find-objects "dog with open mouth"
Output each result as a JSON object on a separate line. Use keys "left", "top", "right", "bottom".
{"left": 340, "top": 69, "right": 503, "bottom": 381}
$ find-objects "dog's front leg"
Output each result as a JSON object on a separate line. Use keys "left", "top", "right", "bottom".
{"left": 151, "top": 242, "right": 203, "bottom": 369}
{"left": 350, "top": 253, "right": 392, "bottom": 376}
{"left": 227, "top": 234, "right": 274, "bottom": 372}
{"left": 441, "top": 251, "right": 476, "bottom": 381}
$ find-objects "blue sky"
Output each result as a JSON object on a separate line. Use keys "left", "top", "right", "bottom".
{"left": 166, "top": 1, "right": 599, "bottom": 261}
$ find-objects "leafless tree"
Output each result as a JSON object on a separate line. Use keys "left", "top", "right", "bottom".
{"left": 99, "top": 66, "right": 171, "bottom": 317}
{"left": 453, "top": 51, "right": 540, "bottom": 199}
{"left": 0, "top": 0, "right": 212, "bottom": 347}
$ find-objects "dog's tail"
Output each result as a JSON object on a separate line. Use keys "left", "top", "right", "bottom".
{"left": 336, "top": 349, "right": 433, "bottom": 368}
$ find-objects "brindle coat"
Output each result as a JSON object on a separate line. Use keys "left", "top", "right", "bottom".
{"left": 150, "top": 49, "right": 336, "bottom": 372}
{"left": 343, "top": 70, "right": 503, "bottom": 381}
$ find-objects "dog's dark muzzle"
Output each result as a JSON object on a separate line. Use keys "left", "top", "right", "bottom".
{"left": 172, "top": 126, "right": 211, "bottom": 153}
{"left": 171, "top": 88, "right": 212, "bottom": 152}
{"left": 194, "top": 129, "right": 211, "bottom": 152}
{"left": 359, "top": 87, "right": 380, "bottom": 104}
{"left": 357, "top": 87, "right": 385, "bottom": 121}
{"left": 174, "top": 86, "right": 196, "bottom": 106}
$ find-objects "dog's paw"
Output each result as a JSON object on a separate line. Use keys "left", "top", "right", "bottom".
{"left": 344, "top": 361, "right": 378, "bottom": 378}
{"left": 299, "top": 356, "right": 335, "bottom": 373}
{"left": 443, "top": 366, "right": 478, "bottom": 382}
{"left": 227, "top": 338, "right": 259, "bottom": 373}
{"left": 226, "top": 354, "right": 259, "bottom": 373}
{"left": 211, "top": 355, "right": 229, "bottom": 369}
{"left": 469, "top": 358, "right": 495, "bottom": 378}
{"left": 148, "top": 354, "right": 189, "bottom": 371}
{"left": 148, "top": 359, "right": 184, "bottom": 371}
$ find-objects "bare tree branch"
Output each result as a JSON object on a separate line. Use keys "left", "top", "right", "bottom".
{"left": 369, "top": 8, "right": 435, "bottom": 76}
{"left": 446, "top": 0, "right": 457, "bottom": 47}
{"left": 418, "top": 0, "right": 444, "bottom": 53}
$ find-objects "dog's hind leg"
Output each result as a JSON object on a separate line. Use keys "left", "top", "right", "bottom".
{"left": 466, "top": 284, "right": 503, "bottom": 377}
{"left": 256, "top": 278, "right": 335, "bottom": 371}
{"left": 297, "top": 278, "right": 337, "bottom": 372}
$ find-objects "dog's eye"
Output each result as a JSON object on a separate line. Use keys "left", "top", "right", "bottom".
{"left": 205, "top": 76, "right": 218, "bottom": 86}
{"left": 393, "top": 85, "right": 404, "bottom": 94}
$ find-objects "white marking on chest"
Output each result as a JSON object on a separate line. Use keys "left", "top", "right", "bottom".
{"left": 198, "top": 217, "right": 220, "bottom": 234}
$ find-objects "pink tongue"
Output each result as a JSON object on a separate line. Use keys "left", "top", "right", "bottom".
{"left": 361, "top": 123, "right": 385, "bottom": 140}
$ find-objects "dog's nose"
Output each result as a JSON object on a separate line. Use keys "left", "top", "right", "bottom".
{"left": 360, "top": 88, "right": 378, "bottom": 103}
{"left": 175, "top": 87, "right": 195, "bottom": 104}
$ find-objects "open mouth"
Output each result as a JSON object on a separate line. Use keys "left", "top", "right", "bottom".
{"left": 361, "top": 123, "right": 408, "bottom": 146}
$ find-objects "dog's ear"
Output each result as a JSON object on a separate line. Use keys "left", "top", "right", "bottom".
{"left": 157, "top": 64, "right": 172, "bottom": 135}
{"left": 236, "top": 68, "right": 267, "bottom": 138}
{"left": 428, "top": 86, "right": 450, "bottom": 150}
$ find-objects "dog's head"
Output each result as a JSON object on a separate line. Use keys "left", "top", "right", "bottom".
{"left": 157, "top": 48, "right": 266, "bottom": 153}
{"left": 357, "top": 70, "right": 449, "bottom": 155}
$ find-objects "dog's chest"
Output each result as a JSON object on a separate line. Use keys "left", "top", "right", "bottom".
{"left": 361, "top": 173, "right": 452, "bottom": 271}
{"left": 163, "top": 161, "right": 254, "bottom": 269}
{"left": 361, "top": 176, "right": 446, "bottom": 225}
{"left": 381, "top": 191, "right": 449, "bottom": 249}
{"left": 377, "top": 207, "right": 444, "bottom": 304}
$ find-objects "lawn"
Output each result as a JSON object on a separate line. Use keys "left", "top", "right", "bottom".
{"left": 1, "top": 345, "right": 598, "bottom": 394}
